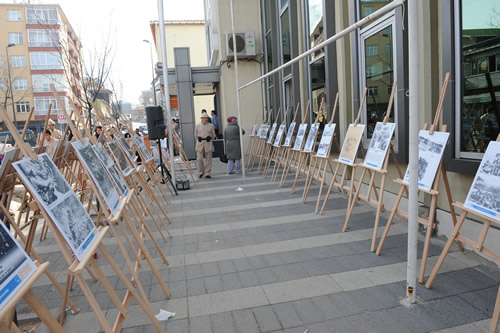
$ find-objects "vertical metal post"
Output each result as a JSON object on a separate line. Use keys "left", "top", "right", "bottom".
{"left": 157, "top": 0, "right": 176, "bottom": 185}
{"left": 143, "top": 40, "right": 157, "bottom": 105}
{"left": 407, "top": 0, "right": 419, "bottom": 304}
{"left": 230, "top": 0, "right": 246, "bottom": 177}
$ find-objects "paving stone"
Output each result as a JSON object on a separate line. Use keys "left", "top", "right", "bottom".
{"left": 291, "top": 299, "right": 324, "bottom": 324}
{"left": 252, "top": 305, "right": 282, "bottom": 332}
{"left": 186, "top": 264, "right": 204, "bottom": 280}
{"left": 347, "top": 309, "right": 411, "bottom": 333}
{"left": 210, "top": 312, "right": 236, "bottom": 333}
{"left": 272, "top": 302, "right": 303, "bottom": 329}
{"left": 218, "top": 260, "right": 237, "bottom": 274}
{"left": 189, "top": 315, "right": 213, "bottom": 333}
{"left": 204, "top": 275, "right": 224, "bottom": 294}
{"left": 221, "top": 272, "right": 243, "bottom": 291}
{"left": 187, "top": 278, "right": 206, "bottom": 296}
{"left": 232, "top": 257, "right": 253, "bottom": 272}
{"left": 165, "top": 318, "right": 189, "bottom": 333}
{"left": 201, "top": 262, "right": 220, "bottom": 277}
{"left": 232, "top": 309, "right": 260, "bottom": 333}
{"left": 237, "top": 270, "right": 260, "bottom": 288}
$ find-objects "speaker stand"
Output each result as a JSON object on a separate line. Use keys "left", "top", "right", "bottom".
{"left": 157, "top": 139, "right": 178, "bottom": 195}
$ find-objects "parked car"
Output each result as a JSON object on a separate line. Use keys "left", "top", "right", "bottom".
{"left": 0, "top": 129, "right": 37, "bottom": 147}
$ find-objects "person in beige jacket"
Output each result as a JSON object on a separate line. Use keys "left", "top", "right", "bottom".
{"left": 44, "top": 130, "right": 59, "bottom": 159}
{"left": 47, "top": 119, "right": 63, "bottom": 140}
{"left": 195, "top": 112, "right": 215, "bottom": 178}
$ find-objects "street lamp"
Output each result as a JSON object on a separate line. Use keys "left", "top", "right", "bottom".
{"left": 142, "top": 39, "right": 157, "bottom": 105}
{"left": 6, "top": 43, "right": 17, "bottom": 129}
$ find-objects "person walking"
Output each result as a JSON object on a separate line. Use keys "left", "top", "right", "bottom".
{"left": 47, "top": 119, "right": 63, "bottom": 140}
{"left": 211, "top": 110, "right": 220, "bottom": 138}
{"left": 44, "top": 129, "right": 59, "bottom": 159}
{"left": 195, "top": 112, "right": 215, "bottom": 178}
{"left": 224, "top": 116, "right": 245, "bottom": 174}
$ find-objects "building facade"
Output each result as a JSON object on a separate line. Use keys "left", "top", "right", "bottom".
{"left": 0, "top": 4, "right": 82, "bottom": 133}
{"left": 205, "top": 0, "right": 500, "bottom": 258}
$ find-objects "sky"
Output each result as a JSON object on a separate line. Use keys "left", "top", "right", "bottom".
{"left": 4, "top": 0, "right": 205, "bottom": 105}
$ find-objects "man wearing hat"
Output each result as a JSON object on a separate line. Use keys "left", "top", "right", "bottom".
{"left": 195, "top": 112, "right": 216, "bottom": 178}
{"left": 47, "top": 119, "right": 63, "bottom": 140}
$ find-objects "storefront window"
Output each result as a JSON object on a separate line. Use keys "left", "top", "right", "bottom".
{"left": 311, "top": 58, "right": 326, "bottom": 123}
{"left": 362, "top": 23, "right": 395, "bottom": 138}
{"left": 307, "top": 0, "right": 324, "bottom": 61}
{"left": 459, "top": 0, "right": 500, "bottom": 156}
{"left": 280, "top": 8, "right": 291, "bottom": 77}
{"left": 359, "top": 0, "right": 393, "bottom": 20}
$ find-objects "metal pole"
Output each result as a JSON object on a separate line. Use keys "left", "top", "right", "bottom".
{"left": 6, "top": 44, "right": 17, "bottom": 129}
{"left": 143, "top": 40, "right": 157, "bottom": 105}
{"left": 407, "top": 0, "right": 419, "bottom": 304}
{"left": 157, "top": 0, "right": 176, "bottom": 185}
{"left": 238, "top": 0, "right": 405, "bottom": 91}
{"left": 230, "top": 0, "right": 246, "bottom": 177}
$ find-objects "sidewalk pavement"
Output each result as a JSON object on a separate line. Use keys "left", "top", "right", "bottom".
{"left": 26, "top": 160, "right": 499, "bottom": 332}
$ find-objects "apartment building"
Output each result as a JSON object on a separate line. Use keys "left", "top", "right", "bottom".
{"left": 0, "top": 4, "right": 82, "bottom": 133}
{"left": 204, "top": 0, "right": 500, "bottom": 258}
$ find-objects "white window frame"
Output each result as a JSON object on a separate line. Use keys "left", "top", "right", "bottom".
{"left": 16, "top": 102, "right": 30, "bottom": 113}
{"left": 28, "top": 29, "right": 60, "bottom": 47}
{"left": 7, "top": 9, "right": 22, "bottom": 21}
{"left": 30, "top": 52, "right": 63, "bottom": 70}
{"left": 358, "top": 12, "right": 398, "bottom": 148}
{"left": 8, "top": 32, "right": 23, "bottom": 45}
{"left": 34, "top": 96, "right": 65, "bottom": 116}
{"left": 14, "top": 78, "right": 28, "bottom": 90}
{"left": 32, "top": 74, "right": 65, "bottom": 92}
{"left": 26, "top": 7, "right": 59, "bottom": 25}
{"left": 11, "top": 56, "right": 26, "bottom": 68}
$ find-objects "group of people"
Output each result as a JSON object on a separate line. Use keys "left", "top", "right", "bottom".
{"left": 195, "top": 110, "right": 244, "bottom": 178}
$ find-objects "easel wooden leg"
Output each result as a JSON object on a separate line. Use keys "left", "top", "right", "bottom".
{"left": 376, "top": 185, "right": 406, "bottom": 256}
{"left": 319, "top": 163, "right": 343, "bottom": 215}
{"left": 441, "top": 165, "right": 464, "bottom": 252}
{"left": 371, "top": 172, "right": 387, "bottom": 252}
{"left": 419, "top": 193, "right": 438, "bottom": 283}
{"left": 291, "top": 153, "right": 306, "bottom": 194}
{"left": 425, "top": 210, "right": 467, "bottom": 288}
{"left": 314, "top": 160, "right": 329, "bottom": 213}
{"left": 343, "top": 168, "right": 367, "bottom": 232}
{"left": 23, "top": 289, "right": 65, "bottom": 333}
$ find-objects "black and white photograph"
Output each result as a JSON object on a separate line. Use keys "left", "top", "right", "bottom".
{"left": 339, "top": 124, "right": 366, "bottom": 165}
{"left": 49, "top": 194, "right": 98, "bottom": 259}
{"left": 293, "top": 124, "right": 308, "bottom": 151}
{"left": 118, "top": 137, "right": 135, "bottom": 161}
{"left": 72, "top": 140, "right": 120, "bottom": 215}
{"left": 260, "top": 125, "right": 270, "bottom": 139}
{"left": 403, "top": 130, "right": 449, "bottom": 190}
{"left": 316, "top": 124, "right": 336, "bottom": 158}
{"left": 132, "top": 135, "right": 153, "bottom": 161}
{"left": 93, "top": 143, "right": 114, "bottom": 168}
{"left": 0, "top": 222, "right": 36, "bottom": 309}
{"left": 249, "top": 124, "right": 257, "bottom": 137}
{"left": 108, "top": 142, "right": 131, "bottom": 175}
{"left": 464, "top": 141, "right": 500, "bottom": 221}
{"left": 92, "top": 144, "right": 129, "bottom": 196}
{"left": 14, "top": 154, "right": 71, "bottom": 207}
{"left": 273, "top": 124, "right": 286, "bottom": 147}
{"left": 304, "top": 123, "right": 320, "bottom": 153}
{"left": 283, "top": 122, "right": 296, "bottom": 147}
{"left": 256, "top": 124, "right": 265, "bottom": 138}
{"left": 0, "top": 148, "right": 18, "bottom": 180}
{"left": 266, "top": 123, "right": 278, "bottom": 144}
{"left": 363, "top": 122, "right": 396, "bottom": 170}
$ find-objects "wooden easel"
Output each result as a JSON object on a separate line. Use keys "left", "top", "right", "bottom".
{"left": 258, "top": 108, "right": 281, "bottom": 174}
{"left": 290, "top": 98, "right": 324, "bottom": 195}
{"left": 263, "top": 106, "right": 291, "bottom": 178}
{"left": 280, "top": 100, "right": 311, "bottom": 188}
{"left": 250, "top": 108, "right": 275, "bottom": 171}
{"left": 342, "top": 82, "right": 406, "bottom": 251}
{"left": 245, "top": 112, "right": 261, "bottom": 164}
{"left": 270, "top": 103, "right": 300, "bottom": 182}
{"left": 425, "top": 137, "right": 500, "bottom": 292}
{"left": 318, "top": 88, "right": 371, "bottom": 215}
{"left": 375, "top": 73, "right": 464, "bottom": 284}
{"left": 0, "top": 262, "right": 65, "bottom": 332}
{"left": 301, "top": 93, "right": 340, "bottom": 210}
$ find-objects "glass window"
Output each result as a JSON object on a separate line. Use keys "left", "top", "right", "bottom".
{"left": 310, "top": 57, "right": 326, "bottom": 124}
{"left": 32, "top": 74, "right": 65, "bottom": 92}
{"left": 280, "top": 0, "right": 288, "bottom": 9}
{"left": 458, "top": 0, "right": 500, "bottom": 156}
{"left": 11, "top": 56, "right": 25, "bottom": 67}
{"left": 307, "top": 0, "right": 324, "bottom": 61}
{"left": 264, "top": 0, "right": 272, "bottom": 33}
{"left": 14, "top": 78, "right": 28, "bottom": 90}
{"left": 34, "top": 96, "right": 64, "bottom": 115}
{"left": 30, "top": 52, "right": 62, "bottom": 70}
{"left": 280, "top": 8, "right": 291, "bottom": 77}
{"left": 7, "top": 9, "right": 21, "bottom": 21}
{"left": 9, "top": 32, "right": 23, "bottom": 45}
{"left": 361, "top": 23, "right": 395, "bottom": 138}
{"left": 16, "top": 102, "right": 30, "bottom": 113}
{"left": 265, "top": 34, "right": 273, "bottom": 85}
{"left": 359, "top": 0, "right": 393, "bottom": 20}
{"left": 26, "top": 7, "right": 59, "bottom": 24}
{"left": 28, "top": 29, "right": 60, "bottom": 47}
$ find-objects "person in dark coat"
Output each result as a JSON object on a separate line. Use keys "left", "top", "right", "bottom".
{"left": 224, "top": 116, "right": 245, "bottom": 174}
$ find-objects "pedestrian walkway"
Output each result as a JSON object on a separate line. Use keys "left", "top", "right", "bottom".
{"left": 29, "top": 161, "right": 499, "bottom": 332}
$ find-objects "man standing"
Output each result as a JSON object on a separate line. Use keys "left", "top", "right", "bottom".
{"left": 211, "top": 110, "right": 219, "bottom": 138}
{"left": 195, "top": 112, "right": 215, "bottom": 178}
{"left": 47, "top": 119, "right": 62, "bottom": 140}
{"left": 44, "top": 129, "right": 59, "bottom": 158}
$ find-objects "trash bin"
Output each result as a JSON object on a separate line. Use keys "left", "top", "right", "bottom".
{"left": 212, "top": 139, "right": 224, "bottom": 158}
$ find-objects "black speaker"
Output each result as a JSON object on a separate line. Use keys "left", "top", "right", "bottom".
{"left": 145, "top": 106, "right": 166, "bottom": 140}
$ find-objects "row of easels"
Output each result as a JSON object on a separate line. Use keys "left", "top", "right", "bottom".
{"left": 0, "top": 83, "right": 175, "bottom": 331}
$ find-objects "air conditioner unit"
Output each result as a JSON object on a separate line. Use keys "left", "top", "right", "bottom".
{"left": 225, "top": 32, "right": 256, "bottom": 57}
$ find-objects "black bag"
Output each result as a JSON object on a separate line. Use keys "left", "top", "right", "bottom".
{"left": 219, "top": 154, "right": 228, "bottom": 163}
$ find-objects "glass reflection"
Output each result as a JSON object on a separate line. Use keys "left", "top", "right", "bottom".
{"left": 308, "top": 0, "right": 324, "bottom": 61}
{"left": 359, "top": 0, "right": 393, "bottom": 20}
{"left": 281, "top": 8, "right": 291, "bottom": 77}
